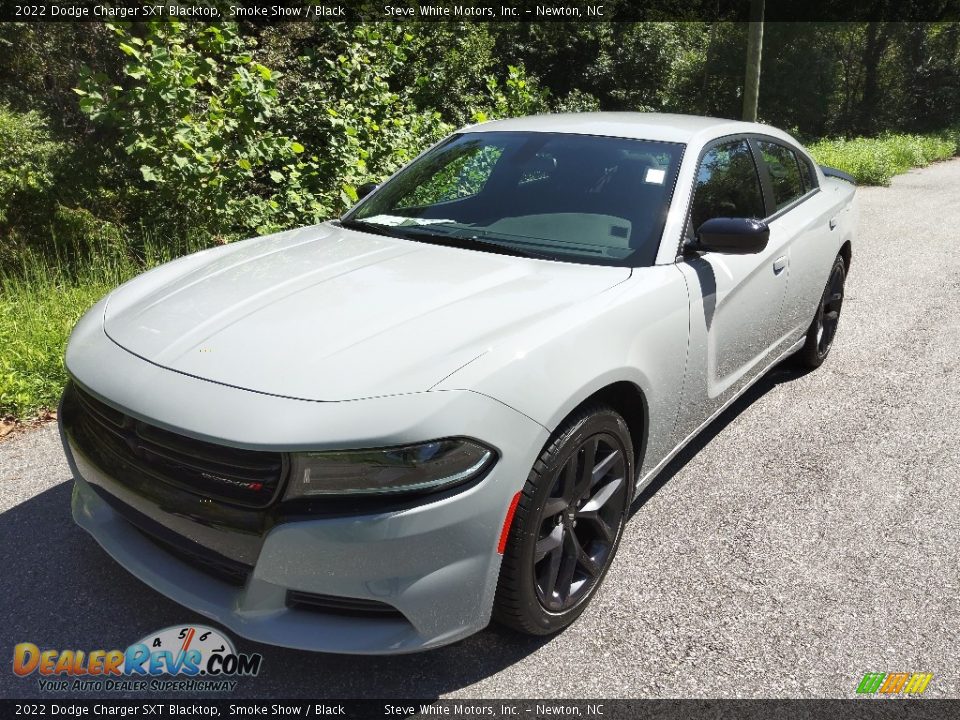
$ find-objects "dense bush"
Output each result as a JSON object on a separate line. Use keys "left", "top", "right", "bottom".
{"left": 269, "top": 24, "right": 454, "bottom": 211}
{"left": 0, "top": 107, "right": 63, "bottom": 246}
{"left": 472, "top": 64, "right": 550, "bottom": 123}
{"left": 77, "top": 22, "right": 316, "bottom": 239}
{"left": 934, "top": 126, "right": 960, "bottom": 155}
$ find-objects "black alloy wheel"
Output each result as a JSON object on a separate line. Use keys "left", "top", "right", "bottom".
{"left": 533, "top": 432, "right": 628, "bottom": 612}
{"left": 493, "top": 406, "right": 634, "bottom": 635}
{"left": 799, "top": 255, "right": 847, "bottom": 368}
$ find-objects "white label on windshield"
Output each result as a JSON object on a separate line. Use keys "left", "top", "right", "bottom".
{"left": 363, "top": 215, "right": 455, "bottom": 227}
{"left": 363, "top": 214, "right": 408, "bottom": 226}
{"left": 645, "top": 168, "right": 666, "bottom": 184}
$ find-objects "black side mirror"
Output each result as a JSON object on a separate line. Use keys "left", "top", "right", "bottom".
{"left": 356, "top": 182, "right": 378, "bottom": 201}
{"left": 690, "top": 217, "right": 769, "bottom": 254}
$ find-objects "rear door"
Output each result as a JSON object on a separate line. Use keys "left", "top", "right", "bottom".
{"left": 752, "top": 139, "right": 839, "bottom": 340}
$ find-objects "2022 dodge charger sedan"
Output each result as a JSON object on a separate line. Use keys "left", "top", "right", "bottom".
{"left": 61, "top": 113, "right": 856, "bottom": 654}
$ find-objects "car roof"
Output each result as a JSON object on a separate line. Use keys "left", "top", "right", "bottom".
{"left": 462, "top": 112, "right": 795, "bottom": 148}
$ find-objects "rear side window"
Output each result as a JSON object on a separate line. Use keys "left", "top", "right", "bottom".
{"left": 797, "top": 153, "right": 817, "bottom": 192}
{"left": 688, "top": 140, "right": 765, "bottom": 232}
{"left": 757, "top": 140, "right": 805, "bottom": 210}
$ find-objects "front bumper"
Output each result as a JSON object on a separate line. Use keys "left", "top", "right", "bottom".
{"left": 62, "top": 317, "right": 549, "bottom": 654}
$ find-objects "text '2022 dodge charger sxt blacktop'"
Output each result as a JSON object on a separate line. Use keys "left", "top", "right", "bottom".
{"left": 61, "top": 113, "right": 856, "bottom": 654}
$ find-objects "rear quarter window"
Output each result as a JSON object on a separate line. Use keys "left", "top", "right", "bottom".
{"left": 797, "top": 153, "right": 818, "bottom": 192}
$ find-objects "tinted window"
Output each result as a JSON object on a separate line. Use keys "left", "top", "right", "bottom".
{"left": 688, "top": 140, "right": 765, "bottom": 232}
{"left": 757, "top": 141, "right": 805, "bottom": 210}
{"left": 798, "top": 153, "right": 817, "bottom": 192}
{"left": 350, "top": 131, "right": 685, "bottom": 267}
{"left": 399, "top": 144, "right": 504, "bottom": 206}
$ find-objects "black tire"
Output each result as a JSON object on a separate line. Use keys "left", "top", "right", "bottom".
{"left": 493, "top": 405, "right": 634, "bottom": 635}
{"left": 798, "top": 255, "right": 847, "bottom": 369}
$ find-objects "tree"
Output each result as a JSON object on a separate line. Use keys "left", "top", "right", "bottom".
{"left": 742, "top": 0, "right": 765, "bottom": 121}
{"left": 857, "top": 22, "right": 893, "bottom": 134}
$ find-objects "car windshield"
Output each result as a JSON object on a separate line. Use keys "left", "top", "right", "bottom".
{"left": 344, "top": 131, "right": 685, "bottom": 266}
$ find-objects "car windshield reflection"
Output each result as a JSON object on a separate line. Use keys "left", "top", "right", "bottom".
{"left": 346, "top": 131, "right": 686, "bottom": 267}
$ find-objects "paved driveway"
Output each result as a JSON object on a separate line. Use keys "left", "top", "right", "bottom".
{"left": 2, "top": 159, "right": 959, "bottom": 699}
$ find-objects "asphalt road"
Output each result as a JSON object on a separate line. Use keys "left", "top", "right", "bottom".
{"left": 2, "top": 159, "right": 959, "bottom": 701}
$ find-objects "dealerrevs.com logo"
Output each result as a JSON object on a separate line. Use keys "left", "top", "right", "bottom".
{"left": 13, "top": 625, "right": 262, "bottom": 693}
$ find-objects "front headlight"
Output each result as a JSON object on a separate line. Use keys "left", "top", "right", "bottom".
{"left": 284, "top": 438, "right": 496, "bottom": 499}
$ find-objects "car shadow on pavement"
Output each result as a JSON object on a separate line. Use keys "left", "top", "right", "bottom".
{"left": 0, "top": 482, "right": 550, "bottom": 699}
{"left": 629, "top": 359, "right": 813, "bottom": 517}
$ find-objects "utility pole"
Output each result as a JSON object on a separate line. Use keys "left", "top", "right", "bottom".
{"left": 742, "top": 0, "right": 765, "bottom": 122}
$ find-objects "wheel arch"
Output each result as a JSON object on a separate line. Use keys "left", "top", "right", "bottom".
{"left": 550, "top": 380, "right": 649, "bottom": 478}
{"left": 839, "top": 239, "right": 852, "bottom": 271}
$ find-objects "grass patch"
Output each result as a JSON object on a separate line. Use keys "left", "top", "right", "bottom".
{"left": 0, "top": 276, "right": 113, "bottom": 419}
{"left": 0, "top": 229, "right": 210, "bottom": 420}
{"left": 808, "top": 130, "right": 960, "bottom": 186}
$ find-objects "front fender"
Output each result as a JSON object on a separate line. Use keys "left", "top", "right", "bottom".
{"left": 436, "top": 265, "right": 691, "bottom": 478}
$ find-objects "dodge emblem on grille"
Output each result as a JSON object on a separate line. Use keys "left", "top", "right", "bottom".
{"left": 200, "top": 472, "right": 264, "bottom": 492}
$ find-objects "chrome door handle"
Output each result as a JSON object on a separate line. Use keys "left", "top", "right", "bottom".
{"left": 773, "top": 257, "right": 787, "bottom": 274}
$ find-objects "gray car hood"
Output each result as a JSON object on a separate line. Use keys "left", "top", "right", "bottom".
{"left": 103, "top": 223, "right": 630, "bottom": 401}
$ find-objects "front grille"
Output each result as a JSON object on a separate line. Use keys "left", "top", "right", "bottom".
{"left": 286, "top": 590, "right": 404, "bottom": 618}
{"left": 86, "top": 481, "right": 255, "bottom": 587}
{"left": 65, "top": 383, "right": 286, "bottom": 508}
{"left": 140, "top": 529, "right": 252, "bottom": 587}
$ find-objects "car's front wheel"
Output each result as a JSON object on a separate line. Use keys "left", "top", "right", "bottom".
{"left": 493, "top": 406, "right": 633, "bottom": 635}
{"left": 798, "top": 254, "right": 847, "bottom": 368}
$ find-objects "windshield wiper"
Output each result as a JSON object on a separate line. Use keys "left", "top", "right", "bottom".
{"left": 338, "top": 218, "right": 404, "bottom": 239}
{"left": 395, "top": 227, "right": 554, "bottom": 260}
{"left": 342, "top": 218, "right": 557, "bottom": 260}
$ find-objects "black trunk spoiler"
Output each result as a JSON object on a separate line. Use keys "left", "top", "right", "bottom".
{"left": 820, "top": 166, "right": 857, "bottom": 185}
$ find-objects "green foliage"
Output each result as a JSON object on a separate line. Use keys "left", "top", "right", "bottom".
{"left": 607, "top": 23, "right": 710, "bottom": 112}
{"left": 0, "top": 106, "right": 63, "bottom": 231}
{"left": 808, "top": 132, "right": 958, "bottom": 186}
{"left": 554, "top": 89, "right": 602, "bottom": 113}
{"left": 883, "top": 133, "right": 956, "bottom": 169}
{"left": 937, "top": 126, "right": 960, "bottom": 155}
{"left": 472, "top": 64, "right": 549, "bottom": 123}
{"left": 274, "top": 25, "right": 453, "bottom": 213}
{"left": 402, "top": 24, "right": 499, "bottom": 127}
{"left": 47, "top": 206, "right": 126, "bottom": 272}
{"left": 0, "top": 24, "right": 122, "bottom": 131}
{"left": 0, "top": 239, "right": 125, "bottom": 418}
{"left": 0, "top": 105, "right": 151, "bottom": 275}
{"left": 77, "top": 22, "right": 316, "bottom": 237}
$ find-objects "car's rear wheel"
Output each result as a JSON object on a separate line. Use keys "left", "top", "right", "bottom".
{"left": 798, "top": 255, "right": 846, "bottom": 368}
{"left": 493, "top": 406, "right": 633, "bottom": 635}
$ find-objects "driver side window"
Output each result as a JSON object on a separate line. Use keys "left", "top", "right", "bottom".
{"left": 688, "top": 140, "right": 765, "bottom": 236}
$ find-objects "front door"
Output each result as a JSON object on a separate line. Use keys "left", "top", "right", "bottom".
{"left": 674, "top": 137, "right": 790, "bottom": 439}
